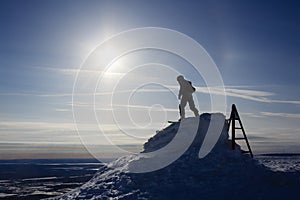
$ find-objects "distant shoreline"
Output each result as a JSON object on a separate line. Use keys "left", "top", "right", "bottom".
{"left": 0, "top": 158, "right": 115, "bottom": 163}
{"left": 257, "top": 153, "right": 300, "bottom": 157}
{"left": 1, "top": 153, "right": 300, "bottom": 163}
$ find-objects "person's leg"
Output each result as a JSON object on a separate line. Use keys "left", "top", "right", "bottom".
{"left": 179, "top": 104, "right": 182, "bottom": 118}
{"left": 188, "top": 96, "right": 199, "bottom": 117}
{"left": 180, "top": 96, "right": 188, "bottom": 120}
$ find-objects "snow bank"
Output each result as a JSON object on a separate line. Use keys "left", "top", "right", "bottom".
{"left": 51, "top": 113, "right": 300, "bottom": 200}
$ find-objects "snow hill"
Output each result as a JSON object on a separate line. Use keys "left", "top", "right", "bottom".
{"left": 52, "top": 113, "right": 300, "bottom": 200}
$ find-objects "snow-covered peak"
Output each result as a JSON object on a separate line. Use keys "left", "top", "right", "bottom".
{"left": 107, "top": 113, "right": 231, "bottom": 174}
{"left": 143, "top": 113, "right": 229, "bottom": 154}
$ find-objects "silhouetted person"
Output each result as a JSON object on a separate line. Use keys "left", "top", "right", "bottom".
{"left": 177, "top": 75, "right": 199, "bottom": 121}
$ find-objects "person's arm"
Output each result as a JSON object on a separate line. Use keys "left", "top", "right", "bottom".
{"left": 178, "top": 87, "right": 182, "bottom": 99}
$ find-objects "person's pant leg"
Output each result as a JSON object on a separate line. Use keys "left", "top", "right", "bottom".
{"left": 188, "top": 95, "right": 199, "bottom": 116}
{"left": 180, "top": 96, "right": 188, "bottom": 119}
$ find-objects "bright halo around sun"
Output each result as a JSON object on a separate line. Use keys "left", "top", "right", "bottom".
{"left": 101, "top": 59, "right": 125, "bottom": 84}
{"left": 72, "top": 27, "right": 226, "bottom": 173}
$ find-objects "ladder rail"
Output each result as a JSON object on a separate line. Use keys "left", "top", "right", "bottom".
{"left": 231, "top": 111, "right": 236, "bottom": 150}
{"left": 237, "top": 117, "right": 253, "bottom": 158}
{"left": 228, "top": 104, "right": 253, "bottom": 158}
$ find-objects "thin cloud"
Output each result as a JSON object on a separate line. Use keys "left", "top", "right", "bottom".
{"left": 94, "top": 104, "right": 178, "bottom": 112}
{"left": 0, "top": 120, "right": 127, "bottom": 132}
{"left": 225, "top": 88, "right": 274, "bottom": 97}
{"left": 112, "top": 104, "right": 178, "bottom": 112}
{"left": 0, "top": 121, "right": 76, "bottom": 130}
{"left": 0, "top": 88, "right": 174, "bottom": 98}
{"left": 31, "top": 65, "right": 126, "bottom": 76}
{"left": 260, "top": 111, "right": 300, "bottom": 119}
{"left": 194, "top": 86, "right": 300, "bottom": 105}
{"left": 31, "top": 66, "right": 98, "bottom": 74}
{"left": 224, "top": 87, "right": 300, "bottom": 105}
{"left": 0, "top": 92, "right": 72, "bottom": 97}
{"left": 55, "top": 108, "right": 71, "bottom": 112}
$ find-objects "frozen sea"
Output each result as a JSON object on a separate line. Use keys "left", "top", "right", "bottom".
{"left": 256, "top": 153, "right": 300, "bottom": 172}
{"left": 0, "top": 159, "right": 104, "bottom": 199}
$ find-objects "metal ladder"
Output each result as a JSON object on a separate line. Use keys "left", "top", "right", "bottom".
{"left": 228, "top": 104, "right": 253, "bottom": 158}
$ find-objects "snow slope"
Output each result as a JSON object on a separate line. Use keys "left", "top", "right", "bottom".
{"left": 51, "top": 113, "right": 300, "bottom": 200}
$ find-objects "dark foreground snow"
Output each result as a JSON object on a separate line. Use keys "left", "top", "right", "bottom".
{"left": 50, "top": 113, "right": 300, "bottom": 200}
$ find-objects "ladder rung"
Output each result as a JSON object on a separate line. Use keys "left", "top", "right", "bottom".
{"left": 242, "top": 150, "right": 250, "bottom": 153}
{"left": 235, "top": 137, "right": 245, "bottom": 140}
{"left": 235, "top": 127, "right": 242, "bottom": 129}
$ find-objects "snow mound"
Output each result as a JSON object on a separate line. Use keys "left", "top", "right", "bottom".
{"left": 143, "top": 113, "right": 229, "bottom": 153}
{"left": 51, "top": 113, "right": 300, "bottom": 200}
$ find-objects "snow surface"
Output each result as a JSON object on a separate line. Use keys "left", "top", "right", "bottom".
{"left": 50, "top": 113, "right": 300, "bottom": 200}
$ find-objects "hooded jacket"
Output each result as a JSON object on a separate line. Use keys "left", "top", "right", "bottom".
{"left": 178, "top": 79, "right": 195, "bottom": 97}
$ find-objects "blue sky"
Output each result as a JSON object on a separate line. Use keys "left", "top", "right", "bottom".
{"left": 0, "top": 0, "right": 300, "bottom": 158}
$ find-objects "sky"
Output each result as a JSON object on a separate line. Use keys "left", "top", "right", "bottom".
{"left": 0, "top": 0, "right": 300, "bottom": 159}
